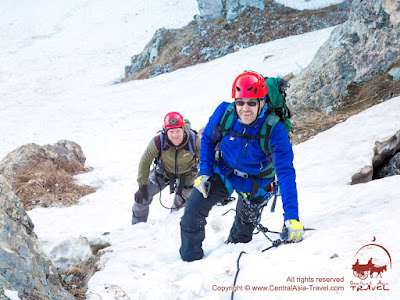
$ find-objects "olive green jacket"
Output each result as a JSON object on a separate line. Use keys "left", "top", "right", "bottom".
{"left": 137, "top": 124, "right": 201, "bottom": 186}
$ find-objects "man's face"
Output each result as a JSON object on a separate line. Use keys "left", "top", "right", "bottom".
{"left": 167, "top": 127, "right": 184, "bottom": 146}
{"left": 235, "top": 98, "right": 265, "bottom": 125}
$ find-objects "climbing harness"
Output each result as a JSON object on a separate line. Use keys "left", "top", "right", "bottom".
{"left": 153, "top": 167, "right": 190, "bottom": 210}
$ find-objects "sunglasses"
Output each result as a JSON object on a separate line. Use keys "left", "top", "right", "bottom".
{"left": 235, "top": 100, "right": 258, "bottom": 107}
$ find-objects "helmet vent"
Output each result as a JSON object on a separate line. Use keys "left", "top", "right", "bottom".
{"left": 231, "top": 71, "right": 267, "bottom": 98}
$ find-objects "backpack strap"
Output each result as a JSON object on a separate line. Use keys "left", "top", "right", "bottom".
{"left": 260, "top": 112, "right": 280, "bottom": 156}
{"left": 217, "top": 102, "right": 279, "bottom": 157}
{"left": 218, "top": 103, "right": 267, "bottom": 140}
{"left": 218, "top": 103, "right": 235, "bottom": 138}
{"left": 216, "top": 102, "right": 278, "bottom": 179}
{"left": 257, "top": 113, "right": 281, "bottom": 180}
{"left": 156, "top": 129, "right": 196, "bottom": 157}
{"left": 187, "top": 129, "right": 197, "bottom": 157}
{"left": 155, "top": 129, "right": 198, "bottom": 175}
{"left": 154, "top": 131, "right": 168, "bottom": 161}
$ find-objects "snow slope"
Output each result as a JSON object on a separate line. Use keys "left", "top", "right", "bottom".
{"left": 1, "top": 0, "right": 399, "bottom": 299}
{"left": 275, "top": 0, "right": 348, "bottom": 10}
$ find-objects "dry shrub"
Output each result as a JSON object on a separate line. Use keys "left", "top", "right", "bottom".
{"left": 290, "top": 110, "right": 350, "bottom": 145}
{"left": 59, "top": 267, "right": 91, "bottom": 300}
{"left": 341, "top": 60, "right": 400, "bottom": 114}
{"left": 58, "top": 255, "right": 99, "bottom": 300}
{"left": 7, "top": 161, "right": 96, "bottom": 210}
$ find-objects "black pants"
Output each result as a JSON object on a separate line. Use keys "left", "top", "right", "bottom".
{"left": 132, "top": 168, "right": 194, "bottom": 224}
{"left": 179, "top": 174, "right": 262, "bottom": 262}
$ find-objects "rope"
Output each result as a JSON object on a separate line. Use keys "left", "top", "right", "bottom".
{"left": 230, "top": 226, "right": 284, "bottom": 300}
{"left": 229, "top": 191, "right": 285, "bottom": 300}
{"left": 231, "top": 251, "right": 247, "bottom": 300}
{"left": 221, "top": 208, "right": 236, "bottom": 216}
{"left": 222, "top": 187, "right": 316, "bottom": 300}
{"left": 158, "top": 190, "right": 186, "bottom": 210}
{"left": 153, "top": 167, "right": 186, "bottom": 211}
{"left": 216, "top": 196, "right": 236, "bottom": 206}
{"left": 230, "top": 227, "right": 316, "bottom": 299}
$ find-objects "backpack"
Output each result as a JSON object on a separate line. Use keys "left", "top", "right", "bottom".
{"left": 218, "top": 77, "right": 292, "bottom": 179}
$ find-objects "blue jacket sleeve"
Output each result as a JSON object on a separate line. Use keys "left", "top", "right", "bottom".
{"left": 199, "top": 102, "right": 230, "bottom": 176}
{"left": 270, "top": 122, "right": 299, "bottom": 221}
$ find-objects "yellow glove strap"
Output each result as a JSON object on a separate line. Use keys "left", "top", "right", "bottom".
{"left": 194, "top": 176, "right": 204, "bottom": 186}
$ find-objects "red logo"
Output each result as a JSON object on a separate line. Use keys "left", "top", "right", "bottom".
{"left": 352, "top": 238, "right": 392, "bottom": 280}
{"left": 350, "top": 238, "right": 391, "bottom": 292}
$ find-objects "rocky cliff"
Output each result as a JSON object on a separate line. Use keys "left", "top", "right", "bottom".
{"left": 124, "top": 1, "right": 350, "bottom": 81}
{"left": 287, "top": 0, "right": 400, "bottom": 114}
{"left": 0, "top": 175, "right": 74, "bottom": 299}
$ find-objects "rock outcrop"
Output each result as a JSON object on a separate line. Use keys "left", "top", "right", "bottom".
{"left": 0, "top": 140, "right": 95, "bottom": 210}
{"left": 0, "top": 175, "right": 74, "bottom": 299}
{"left": 124, "top": 2, "right": 349, "bottom": 80}
{"left": 287, "top": 0, "right": 400, "bottom": 114}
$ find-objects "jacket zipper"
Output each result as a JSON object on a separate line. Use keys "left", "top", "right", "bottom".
{"left": 237, "top": 127, "right": 247, "bottom": 165}
{"left": 174, "top": 147, "right": 179, "bottom": 175}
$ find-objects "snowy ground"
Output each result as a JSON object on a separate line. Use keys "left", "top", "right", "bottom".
{"left": 275, "top": 0, "right": 348, "bottom": 10}
{"left": 1, "top": 0, "right": 399, "bottom": 299}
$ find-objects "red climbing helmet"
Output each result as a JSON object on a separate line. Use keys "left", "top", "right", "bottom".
{"left": 232, "top": 71, "right": 268, "bottom": 98}
{"left": 164, "top": 112, "right": 185, "bottom": 130}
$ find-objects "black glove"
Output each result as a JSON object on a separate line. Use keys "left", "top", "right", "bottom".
{"left": 134, "top": 185, "right": 148, "bottom": 204}
{"left": 279, "top": 79, "right": 290, "bottom": 93}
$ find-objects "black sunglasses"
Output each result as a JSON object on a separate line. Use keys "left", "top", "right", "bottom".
{"left": 235, "top": 100, "right": 258, "bottom": 107}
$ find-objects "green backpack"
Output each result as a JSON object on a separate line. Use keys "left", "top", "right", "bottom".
{"left": 218, "top": 77, "right": 292, "bottom": 179}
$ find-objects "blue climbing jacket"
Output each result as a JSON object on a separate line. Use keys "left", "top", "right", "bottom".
{"left": 199, "top": 101, "right": 299, "bottom": 221}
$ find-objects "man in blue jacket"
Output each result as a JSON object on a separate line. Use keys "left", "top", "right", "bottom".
{"left": 179, "top": 71, "right": 304, "bottom": 262}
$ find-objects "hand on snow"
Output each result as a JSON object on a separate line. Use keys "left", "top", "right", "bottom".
{"left": 134, "top": 185, "right": 148, "bottom": 204}
{"left": 194, "top": 175, "right": 211, "bottom": 198}
{"left": 282, "top": 219, "right": 304, "bottom": 242}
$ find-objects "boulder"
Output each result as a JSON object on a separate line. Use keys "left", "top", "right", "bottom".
{"left": 0, "top": 140, "right": 87, "bottom": 181}
{"left": 0, "top": 175, "right": 74, "bottom": 299}
{"left": 197, "top": 0, "right": 224, "bottom": 21}
{"left": 225, "top": 0, "right": 265, "bottom": 20}
{"left": 196, "top": 0, "right": 265, "bottom": 21}
{"left": 388, "top": 67, "right": 400, "bottom": 80}
{"left": 287, "top": 0, "right": 400, "bottom": 114}
{"left": 41, "top": 237, "right": 93, "bottom": 271}
{"left": 0, "top": 140, "right": 94, "bottom": 210}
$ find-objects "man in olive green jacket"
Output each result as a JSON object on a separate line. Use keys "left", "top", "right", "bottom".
{"left": 132, "top": 112, "right": 201, "bottom": 224}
